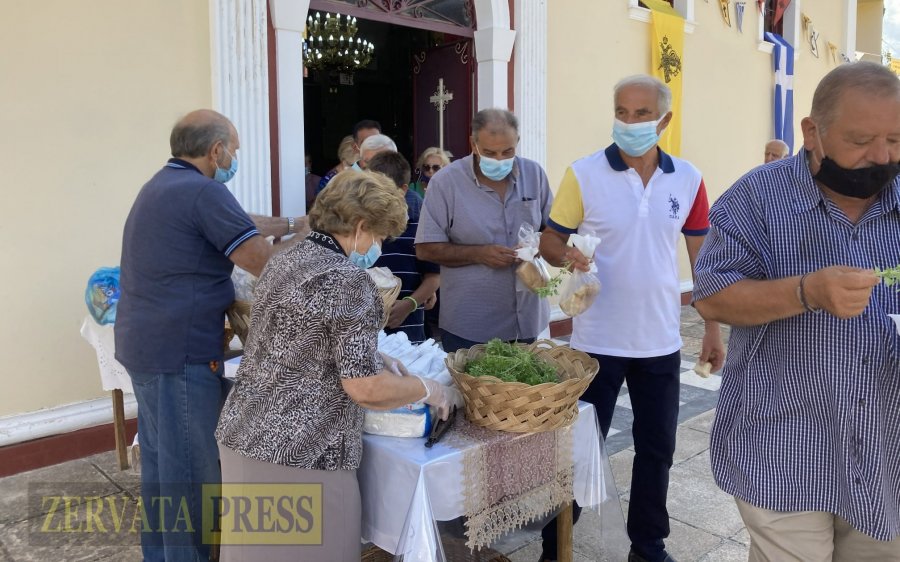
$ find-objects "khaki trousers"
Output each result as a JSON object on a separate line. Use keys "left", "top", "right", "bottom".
{"left": 736, "top": 498, "right": 900, "bottom": 562}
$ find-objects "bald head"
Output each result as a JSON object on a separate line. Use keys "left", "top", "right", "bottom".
{"left": 764, "top": 139, "right": 789, "bottom": 163}
{"left": 170, "top": 109, "right": 237, "bottom": 158}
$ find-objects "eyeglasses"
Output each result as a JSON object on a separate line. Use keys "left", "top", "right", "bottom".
{"left": 422, "top": 165, "right": 442, "bottom": 173}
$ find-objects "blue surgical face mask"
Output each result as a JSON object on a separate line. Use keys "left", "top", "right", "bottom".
{"left": 214, "top": 148, "right": 238, "bottom": 183}
{"left": 612, "top": 117, "right": 663, "bottom": 157}
{"left": 475, "top": 146, "right": 515, "bottom": 180}
{"left": 349, "top": 231, "right": 381, "bottom": 269}
{"left": 351, "top": 161, "right": 363, "bottom": 172}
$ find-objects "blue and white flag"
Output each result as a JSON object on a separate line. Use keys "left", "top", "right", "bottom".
{"left": 765, "top": 32, "right": 794, "bottom": 153}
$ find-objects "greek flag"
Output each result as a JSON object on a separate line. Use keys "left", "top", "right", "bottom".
{"left": 766, "top": 32, "right": 794, "bottom": 153}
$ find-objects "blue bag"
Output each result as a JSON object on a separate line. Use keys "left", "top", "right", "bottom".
{"left": 85, "top": 267, "right": 121, "bottom": 325}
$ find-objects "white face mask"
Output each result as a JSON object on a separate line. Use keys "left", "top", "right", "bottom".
{"left": 611, "top": 117, "right": 663, "bottom": 157}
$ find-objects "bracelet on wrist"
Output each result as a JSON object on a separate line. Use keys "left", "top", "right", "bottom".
{"left": 402, "top": 296, "right": 418, "bottom": 310}
{"left": 796, "top": 273, "right": 822, "bottom": 314}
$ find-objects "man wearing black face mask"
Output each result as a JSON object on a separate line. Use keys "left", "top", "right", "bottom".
{"left": 692, "top": 62, "right": 900, "bottom": 559}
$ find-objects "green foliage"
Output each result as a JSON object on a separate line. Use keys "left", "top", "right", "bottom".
{"left": 465, "top": 339, "right": 559, "bottom": 386}
{"left": 534, "top": 273, "right": 564, "bottom": 298}
{"left": 534, "top": 262, "right": 571, "bottom": 299}
{"left": 875, "top": 265, "right": 900, "bottom": 291}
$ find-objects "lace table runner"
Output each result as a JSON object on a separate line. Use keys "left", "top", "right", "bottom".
{"left": 443, "top": 416, "right": 575, "bottom": 550}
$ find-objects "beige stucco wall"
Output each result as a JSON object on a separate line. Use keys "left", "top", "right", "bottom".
{"left": 857, "top": 0, "right": 885, "bottom": 61}
{"left": 547, "top": 0, "right": 852, "bottom": 283}
{"left": 0, "top": 1, "right": 213, "bottom": 417}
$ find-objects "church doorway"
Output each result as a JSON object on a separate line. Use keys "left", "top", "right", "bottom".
{"left": 303, "top": 1, "right": 475, "bottom": 180}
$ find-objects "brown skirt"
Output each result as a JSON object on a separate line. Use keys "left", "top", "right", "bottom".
{"left": 217, "top": 444, "right": 362, "bottom": 562}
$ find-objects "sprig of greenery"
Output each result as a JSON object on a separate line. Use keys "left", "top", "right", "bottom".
{"left": 533, "top": 262, "right": 572, "bottom": 299}
{"left": 875, "top": 265, "right": 900, "bottom": 291}
{"left": 465, "top": 339, "right": 559, "bottom": 385}
{"left": 535, "top": 273, "right": 564, "bottom": 298}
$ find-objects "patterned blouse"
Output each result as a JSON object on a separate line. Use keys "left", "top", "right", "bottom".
{"left": 216, "top": 231, "right": 385, "bottom": 471}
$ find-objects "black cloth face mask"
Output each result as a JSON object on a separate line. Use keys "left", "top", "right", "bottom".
{"left": 813, "top": 156, "right": 900, "bottom": 199}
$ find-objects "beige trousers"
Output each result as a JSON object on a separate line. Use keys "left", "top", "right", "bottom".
{"left": 218, "top": 444, "right": 362, "bottom": 562}
{"left": 736, "top": 498, "right": 900, "bottom": 562}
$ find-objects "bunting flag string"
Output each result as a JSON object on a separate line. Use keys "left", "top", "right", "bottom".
{"left": 809, "top": 28, "right": 820, "bottom": 58}
{"left": 719, "top": 0, "right": 731, "bottom": 26}
{"left": 736, "top": 2, "right": 746, "bottom": 33}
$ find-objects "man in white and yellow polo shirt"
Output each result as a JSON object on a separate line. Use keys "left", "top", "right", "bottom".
{"left": 538, "top": 75, "right": 725, "bottom": 562}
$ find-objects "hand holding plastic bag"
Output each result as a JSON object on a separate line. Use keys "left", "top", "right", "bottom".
{"left": 559, "top": 234, "right": 602, "bottom": 317}
{"left": 515, "top": 223, "right": 552, "bottom": 293}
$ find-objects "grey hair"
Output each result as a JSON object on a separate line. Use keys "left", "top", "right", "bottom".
{"left": 416, "top": 146, "right": 452, "bottom": 169}
{"left": 614, "top": 75, "right": 672, "bottom": 116}
{"left": 471, "top": 108, "right": 519, "bottom": 139}
{"left": 170, "top": 114, "right": 233, "bottom": 158}
{"left": 811, "top": 61, "right": 900, "bottom": 135}
{"left": 359, "top": 134, "right": 397, "bottom": 153}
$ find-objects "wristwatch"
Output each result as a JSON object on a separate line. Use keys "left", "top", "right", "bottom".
{"left": 287, "top": 216, "right": 295, "bottom": 235}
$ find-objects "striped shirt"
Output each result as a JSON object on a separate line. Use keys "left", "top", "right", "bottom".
{"left": 374, "top": 189, "right": 439, "bottom": 344}
{"left": 693, "top": 150, "right": 900, "bottom": 541}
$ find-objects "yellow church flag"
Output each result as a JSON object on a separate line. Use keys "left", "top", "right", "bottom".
{"left": 649, "top": 9, "right": 684, "bottom": 156}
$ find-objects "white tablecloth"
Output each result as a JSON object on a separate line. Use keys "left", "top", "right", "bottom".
{"left": 80, "top": 316, "right": 133, "bottom": 394}
{"left": 359, "top": 402, "right": 619, "bottom": 561}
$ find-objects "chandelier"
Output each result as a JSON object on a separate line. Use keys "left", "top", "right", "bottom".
{"left": 303, "top": 12, "right": 375, "bottom": 72}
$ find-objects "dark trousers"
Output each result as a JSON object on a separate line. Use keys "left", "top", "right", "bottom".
{"left": 541, "top": 351, "right": 681, "bottom": 561}
{"left": 440, "top": 330, "right": 535, "bottom": 353}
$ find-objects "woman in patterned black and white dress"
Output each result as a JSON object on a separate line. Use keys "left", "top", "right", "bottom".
{"left": 215, "top": 170, "right": 452, "bottom": 562}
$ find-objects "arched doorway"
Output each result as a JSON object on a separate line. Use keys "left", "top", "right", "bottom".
{"left": 303, "top": 0, "right": 477, "bottom": 181}
{"left": 267, "top": 0, "right": 515, "bottom": 217}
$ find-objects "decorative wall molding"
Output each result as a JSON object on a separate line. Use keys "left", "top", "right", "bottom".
{"left": 210, "top": 0, "right": 273, "bottom": 215}
{"left": 0, "top": 396, "right": 137, "bottom": 448}
{"left": 514, "top": 0, "right": 547, "bottom": 167}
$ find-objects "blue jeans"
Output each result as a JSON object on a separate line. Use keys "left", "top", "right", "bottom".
{"left": 128, "top": 362, "right": 232, "bottom": 562}
{"left": 542, "top": 351, "right": 681, "bottom": 561}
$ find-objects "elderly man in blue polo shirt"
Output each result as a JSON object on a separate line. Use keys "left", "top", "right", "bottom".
{"left": 415, "top": 108, "right": 553, "bottom": 353}
{"left": 695, "top": 62, "right": 900, "bottom": 560}
{"left": 539, "top": 75, "right": 725, "bottom": 562}
{"left": 115, "top": 109, "right": 299, "bottom": 562}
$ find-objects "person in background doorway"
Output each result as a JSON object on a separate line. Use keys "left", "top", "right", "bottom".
{"left": 764, "top": 138, "right": 790, "bottom": 163}
{"left": 358, "top": 134, "right": 398, "bottom": 169}
{"left": 366, "top": 150, "right": 440, "bottom": 344}
{"left": 318, "top": 135, "right": 360, "bottom": 194}
{"left": 410, "top": 147, "right": 452, "bottom": 197}
{"left": 305, "top": 152, "right": 321, "bottom": 211}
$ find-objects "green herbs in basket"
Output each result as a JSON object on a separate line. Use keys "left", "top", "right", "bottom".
{"left": 465, "top": 339, "right": 559, "bottom": 385}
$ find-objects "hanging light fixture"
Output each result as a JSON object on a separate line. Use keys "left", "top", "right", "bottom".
{"left": 303, "top": 12, "right": 374, "bottom": 72}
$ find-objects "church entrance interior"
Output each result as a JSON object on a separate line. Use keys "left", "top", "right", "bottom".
{"left": 302, "top": 9, "right": 474, "bottom": 179}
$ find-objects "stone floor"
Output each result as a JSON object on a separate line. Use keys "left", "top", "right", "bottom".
{"left": 0, "top": 306, "right": 747, "bottom": 561}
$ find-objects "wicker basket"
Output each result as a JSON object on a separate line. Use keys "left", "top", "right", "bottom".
{"left": 378, "top": 281, "right": 402, "bottom": 329}
{"left": 445, "top": 340, "right": 598, "bottom": 433}
{"left": 225, "top": 300, "right": 252, "bottom": 346}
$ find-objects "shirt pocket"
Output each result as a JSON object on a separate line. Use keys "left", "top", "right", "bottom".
{"left": 517, "top": 199, "right": 542, "bottom": 231}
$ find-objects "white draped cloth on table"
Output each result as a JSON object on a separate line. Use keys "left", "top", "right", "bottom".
{"left": 359, "top": 402, "right": 620, "bottom": 561}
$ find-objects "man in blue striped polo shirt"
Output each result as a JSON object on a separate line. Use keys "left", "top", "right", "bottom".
{"left": 368, "top": 150, "right": 440, "bottom": 343}
{"left": 694, "top": 62, "right": 900, "bottom": 559}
